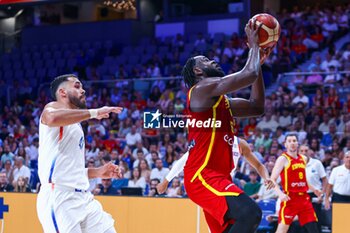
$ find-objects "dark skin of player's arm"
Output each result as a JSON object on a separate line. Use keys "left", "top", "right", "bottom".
{"left": 190, "top": 20, "right": 270, "bottom": 116}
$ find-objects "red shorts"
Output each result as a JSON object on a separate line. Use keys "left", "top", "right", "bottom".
{"left": 184, "top": 170, "right": 243, "bottom": 233}
{"left": 278, "top": 192, "right": 317, "bottom": 226}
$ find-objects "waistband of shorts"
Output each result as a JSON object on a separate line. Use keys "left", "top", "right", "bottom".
{"left": 41, "top": 183, "right": 88, "bottom": 193}
{"left": 287, "top": 191, "right": 307, "bottom": 196}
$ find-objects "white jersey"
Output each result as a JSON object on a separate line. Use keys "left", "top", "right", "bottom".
{"left": 231, "top": 136, "right": 241, "bottom": 176}
{"left": 165, "top": 136, "right": 242, "bottom": 182}
{"left": 38, "top": 120, "right": 89, "bottom": 190}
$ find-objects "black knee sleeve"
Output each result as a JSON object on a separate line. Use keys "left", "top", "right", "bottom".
{"left": 225, "top": 193, "right": 262, "bottom": 232}
{"left": 304, "top": 221, "right": 319, "bottom": 233}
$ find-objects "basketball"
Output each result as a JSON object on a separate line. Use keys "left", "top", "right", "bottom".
{"left": 250, "top": 13, "right": 281, "bottom": 49}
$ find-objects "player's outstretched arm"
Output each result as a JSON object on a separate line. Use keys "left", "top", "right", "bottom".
{"left": 239, "top": 138, "right": 274, "bottom": 190}
{"left": 191, "top": 20, "right": 261, "bottom": 103}
{"left": 271, "top": 156, "right": 290, "bottom": 202}
{"left": 88, "top": 162, "right": 122, "bottom": 179}
{"left": 41, "top": 102, "right": 122, "bottom": 127}
{"left": 157, "top": 152, "right": 189, "bottom": 194}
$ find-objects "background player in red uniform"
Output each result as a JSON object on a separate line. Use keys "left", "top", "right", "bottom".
{"left": 271, "top": 134, "right": 322, "bottom": 233}
{"left": 181, "top": 19, "right": 273, "bottom": 233}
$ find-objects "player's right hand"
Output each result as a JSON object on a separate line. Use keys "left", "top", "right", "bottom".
{"left": 156, "top": 180, "right": 169, "bottom": 194}
{"left": 324, "top": 199, "right": 331, "bottom": 210}
{"left": 264, "top": 178, "right": 275, "bottom": 190}
{"left": 245, "top": 18, "right": 262, "bottom": 49}
{"left": 279, "top": 193, "right": 290, "bottom": 202}
{"left": 96, "top": 106, "right": 123, "bottom": 120}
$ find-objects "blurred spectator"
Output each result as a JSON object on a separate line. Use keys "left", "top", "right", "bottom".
{"left": 318, "top": 113, "right": 335, "bottom": 133}
{"left": 325, "top": 87, "right": 341, "bottom": 111}
{"left": 1, "top": 144, "right": 15, "bottom": 167}
{"left": 126, "top": 126, "right": 142, "bottom": 151}
{"left": 128, "top": 167, "right": 146, "bottom": 191}
{"left": 194, "top": 33, "right": 206, "bottom": 48}
{"left": 256, "top": 112, "right": 279, "bottom": 132}
{"left": 132, "top": 141, "right": 149, "bottom": 160}
{"left": 0, "top": 171, "right": 14, "bottom": 192}
{"left": 166, "top": 177, "right": 183, "bottom": 197}
{"left": 292, "top": 87, "right": 309, "bottom": 106}
{"left": 149, "top": 86, "right": 162, "bottom": 103}
{"left": 321, "top": 53, "right": 341, "bottom": 71}
{"left": 324, "top": 66, "right": 341, "bottom": 84}
{"left": 278, "top": 108, "right": 292, "bottom": 129}
{"left": 243, "top": 170, "right": 261, "bottom": 200}
{"left": 13, "top": 176, "right": 31, "bottom": 193}
{"left": 86, "top": 140, "right": 100, "bottom": 160}
{"left": 97, "top": 178, "right": 119, "bottom": 195}
{"left": 27, "top": 137, "right": 39, "bottom": 169}
{"left": 150, "top": 158, "right": 169, "bottom": 182}
{"left": 307, "top": 121, "right": 324, "bottom": 142}
{"left": 133, "top": 149, "right": 146, "bottom": 168}
{"left": 321, "top": 123, "right": 339, "bottom": 147}
{"left": 148, "top": 178, "right": 160, "bottom": 197}
{"left": 255, "top": 129, "right": 272, "bottom": 151}
{"left": 115, "top": 64, "right": 128, "bottom": 79}
{"left": 243, "top": 118, "right": 257, "bottom": 138}
{"left": 1, "top": 160, "right": 13, "bottom": 184}
{"left": 163, "top": 144, "right": 178, "bottom": 168}
{"left": 12, "top": 157, "right": 31, "bottom": 185}
{"left": 325, "top": 152, "right": 350, "bottom": 210}
{"left": 305, "top": 67, "right": 323, "bottom": 84}
{"left": 137, "top": 159, "right": 151, "bottom": 183}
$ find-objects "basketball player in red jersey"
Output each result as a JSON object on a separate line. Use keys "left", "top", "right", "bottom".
{"left": 182, "top": 20, "right": 273, "bottom": 233}
{"left": 271, "top": 134, "right": 322, "bottom": 233}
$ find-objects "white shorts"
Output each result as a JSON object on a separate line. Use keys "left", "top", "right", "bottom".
{"left": 37, "top": 184, "right": 115, "bottom": 233}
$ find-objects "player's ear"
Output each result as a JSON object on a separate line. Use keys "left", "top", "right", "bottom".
{"left": 193, "top": 66, "right": 203, "bottom": 76}
{"left": 58, "top": 88, "right": 67, "bottom": 98}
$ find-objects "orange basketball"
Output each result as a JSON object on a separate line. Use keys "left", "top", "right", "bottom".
{"left": 250, "top": 13, "right": 281, "bottom": 49}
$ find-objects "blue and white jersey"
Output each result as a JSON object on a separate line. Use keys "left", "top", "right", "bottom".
{"left": 231, "top": 136, "right": 242, "bottom": 175}
{"left": 38, "top": 120, "right": 89, "bottom": 190}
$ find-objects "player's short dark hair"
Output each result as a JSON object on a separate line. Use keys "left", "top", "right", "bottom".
{"left": 284, "top": 133, "right": 299, "bottom": 142}
{"left": 50, "top": 74, "right": 78, "bottom": 100}
{"left": 182, "top": 57, "right": 197, "bottom": 88}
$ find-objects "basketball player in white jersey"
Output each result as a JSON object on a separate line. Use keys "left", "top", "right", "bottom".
{"left": 37, "top": 74, "right": 122, "bottom": 233}
{"left": 157, "top": 136, "right": 274, "bottom": 194}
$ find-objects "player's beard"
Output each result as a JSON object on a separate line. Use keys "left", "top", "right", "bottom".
{"left": 202, "top": 66, "right": 225, "bottom": 78}
{"left": 68, "top": 93, "right": 87, "bottom": 109}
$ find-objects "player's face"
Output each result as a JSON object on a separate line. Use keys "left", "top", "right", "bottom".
{"left": 195, "top": 56, "right": 225, "bottom": 78}
{"left": 66, "top": 77, "right": 87, "bottom": 109}
{"left": 284, "top": 136, "right": 299, "bottom": 153}
{"left": 299, "top": 146, "right": 309, "bottom": 155}
{"left": 344, "top": 153, "right": 350, "bottom": 167}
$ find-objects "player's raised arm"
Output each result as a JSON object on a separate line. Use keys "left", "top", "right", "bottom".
{"left": 185, "top": 20, "right": 262, "bottom": 111}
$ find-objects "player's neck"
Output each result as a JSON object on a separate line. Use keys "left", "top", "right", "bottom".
{"left": 286, "top": 151, "right": 298, "bottom": 158}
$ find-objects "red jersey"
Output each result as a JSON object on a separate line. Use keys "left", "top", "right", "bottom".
{"left": 184, "top": 88, "right": 236, "bottom": 182}
{"left": 280, "top": 153, "right": 308, "bottom": 193}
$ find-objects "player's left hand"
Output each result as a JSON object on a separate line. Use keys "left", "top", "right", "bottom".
{"left": 260, "top": 46, "right": 274, "bottom": 65}
{"left": 314, "top": 189, "right": 323, "bottom": 198}
{"left": 99, "top": 162, "right": 122, "bottom": 179}
{"left": 264, "top": 179, "right": 275, "bottom": 190}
